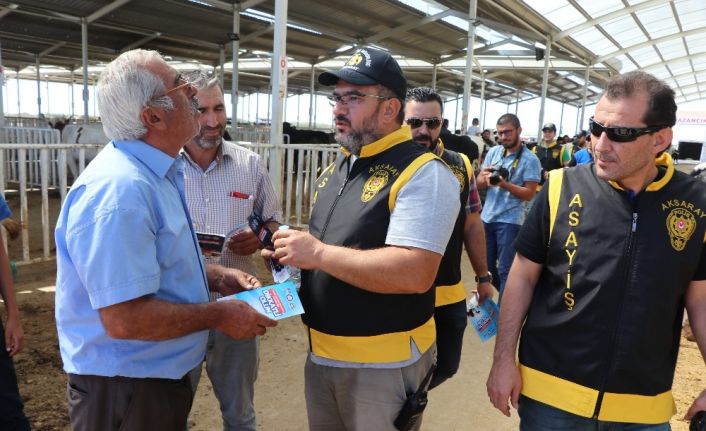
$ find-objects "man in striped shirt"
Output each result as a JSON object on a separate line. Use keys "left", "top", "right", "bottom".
{"left": 182, "top": 74, "right": 281, "bottom": 431}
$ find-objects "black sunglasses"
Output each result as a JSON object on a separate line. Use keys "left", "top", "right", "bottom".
{"left": 405, "top": 118, "right": 442, "bottom": 130}
{"left": 588, "top": 117, "right": 669, "bottom": 143}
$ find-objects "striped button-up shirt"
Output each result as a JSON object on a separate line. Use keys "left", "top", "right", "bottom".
{"left": 182, "top": 141, "right": 282, "bottom": 298}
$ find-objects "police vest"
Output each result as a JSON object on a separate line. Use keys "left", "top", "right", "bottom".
{"left": 532, "top": 140, "right": 561, "bottom": 186}
{"left": 302, "top": 126, "right": 438, "bottom": 363}
{"left": 435, "top": 142, "right": 472, "bottom": 307}
{"left": 519, "top": 153, "right": 706, "bottom": 424}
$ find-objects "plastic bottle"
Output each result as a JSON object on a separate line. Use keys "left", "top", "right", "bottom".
{"left": 277, "top": 225, "right": 301, "bottom": 290}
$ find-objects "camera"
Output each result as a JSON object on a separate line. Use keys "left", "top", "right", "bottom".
{"left": 692, "top": 410, "right": 706, "bottom": 431}
{"left": 488, "top": 166, "right": 509, "bottom": 185}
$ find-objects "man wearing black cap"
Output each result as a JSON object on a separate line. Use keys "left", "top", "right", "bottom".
{"left": 532, "top": 122, "right": 562, "bottom": 189}
{"left": 262, "top": 47, "right": 460, "bottom": 430}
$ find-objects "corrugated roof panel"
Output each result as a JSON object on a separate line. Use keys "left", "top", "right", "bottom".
{"left": 685, "top": 35, "right": 706, "bottom": 54}
{"left": 572, "top": 28, "right": 619, "bottom": 54}
{"left": 602, "top": 15, "right": 647, "bottom": 48}
{"left": 667, "top": 59, "right": 693, "bottom": 75}
{"left": 656, "top": 39, "right": 688, "bottom": 61}
{"left": 675, "top": 0, "right": 706, "bottom": 31}
{"left": 677, "top": 76, "right": 696, "bottom": 87}
{"left": 629, "top": 45, "right": 660, "bottom": 64}
{"left": 646, "top": 65, "right": 671, "bottom": 80}
{"left": 635, "top": 4, "right": 679, "bottom": 39}
{"left": 579, "top": 0, "right": 625, "bottom": 18}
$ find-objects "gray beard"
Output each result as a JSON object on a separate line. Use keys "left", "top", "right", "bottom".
{"left": 335, "top": 107, "right": 382, "bottom": 155}
{"left": 193, "top": 135, "right": 222, "bottom": 150}
{"left": 337, "top": 129, "right": 380, "bottom": 155}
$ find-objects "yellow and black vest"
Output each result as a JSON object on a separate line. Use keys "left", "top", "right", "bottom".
{"left": 434, "top": 142, "right": 473, "bottom": 307}
{"left": 532, "top": 139, "right": 561, "bottom": 186}
{"left": 519, "top": 153, "right": 706, "bottom": 424}
{"left": 302, "top": 126, "right": 439, "bottom": 363}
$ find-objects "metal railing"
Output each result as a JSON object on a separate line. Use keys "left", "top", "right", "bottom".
{"left": 235, "top": 141, "right": 339, "bottom": 225}
{"left": 3, "top": 127, "right": 62, "bottom": 188}
{"left": 0, "top": 143, "right": 103, "bottom": 265}
{"left": 0, "top": 140, "right": 339, "bottom": 265}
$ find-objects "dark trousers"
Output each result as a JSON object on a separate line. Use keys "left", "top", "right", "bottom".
{"left": 429, "top": 300, "right": 467, "bottom": 390}
{"left": 67, "top": 373, "right": 193, "bottom": 431}
{"left": 0, "top": 322, "right": 30, "bottom": 431}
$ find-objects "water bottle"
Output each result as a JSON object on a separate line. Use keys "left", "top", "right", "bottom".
{"left": 277, "top": 225, "right": 301, "bottom": 291}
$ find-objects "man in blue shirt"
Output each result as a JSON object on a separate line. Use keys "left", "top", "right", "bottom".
{"left": 54, "top": 49, "right": 276, "bottom": 431}
{"left": 477, "top": 113, "right": 541, "bottom": 300}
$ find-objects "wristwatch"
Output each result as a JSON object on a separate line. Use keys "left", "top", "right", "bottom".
{"left": 475, "top": 272, "right": 493, "bottom": 284}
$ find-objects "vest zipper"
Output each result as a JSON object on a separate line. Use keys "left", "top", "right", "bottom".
{"left": 593, "top": 196, "right": 639, "bottom": 418}
{"left": 319, "top": 158, "right": 351, "bottom": 241}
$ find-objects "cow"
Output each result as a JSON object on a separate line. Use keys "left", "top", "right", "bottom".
{"left": 60, "top": 123, "right": 108, "bottom": 179}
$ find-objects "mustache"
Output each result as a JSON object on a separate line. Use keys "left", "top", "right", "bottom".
{"left": 413, "top": 134, "right": 433, "bottom": 143}
{"left": 335, "top": 115, "right": 350, "bottom": 126}
{"left": 595, "top": 152, "right": 617, "bottom": 163}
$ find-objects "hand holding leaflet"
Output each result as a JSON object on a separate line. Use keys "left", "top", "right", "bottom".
{"left": 467, "top": 292, "right": 500, "bottom": 342}
{"left": 218, "top": 280, "right": 304, "bottom": 320}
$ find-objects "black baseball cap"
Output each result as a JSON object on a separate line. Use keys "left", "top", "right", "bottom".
{"left": 542, "top": 122, "right": 557, "bottom": 132}
{"left": 318, "top": 47, "right": 407, "bottom": 99}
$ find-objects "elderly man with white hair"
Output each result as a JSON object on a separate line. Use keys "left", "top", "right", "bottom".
{"left": 54, "top": 49, "right": 277, "bottom": 431}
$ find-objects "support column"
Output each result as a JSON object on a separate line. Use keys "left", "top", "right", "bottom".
{"left": 231, "top": 5, "right": 241, "bottom": 127}
{"left": 537, "top": 35, "right": 552, "bottom": 140}
{"left": 70, "top": 66, "right": 75, "bottom": 118}
{"left": 268, "top": 0, "right": 288, "bottom": 196}
{"left": 308, "top": 64, "right": 315, "bottom": 128}
{"left": 16, "top": 68, "right": 20, "bottom": 117}
{"left": 579, "top": 64, "right": 590, "bottom": 131}
{"left": 461, "top": 0, "right": 478, "bottom": 134}
{"left": 480, "top": 75, "right": 486, "bottom": 128}
{"left": 0, "top": 40, "right": 5, "bottom": 127}
{"left": 36, "top": 56, "right": 42, "bottom": 118}
{"left": 431, "top": 63, "right": 437, "bottom": 91}
{"left": 219, "top": 44, "right": 225, "bottom": 88}
{"left": 515, "top": 88, "right": 520, "bottom": 115}
{"left": 559, "top": 102, "right": 565, "bottom": 135}
{"left": 81, "top": 18, "right": 89, "bottom": 124}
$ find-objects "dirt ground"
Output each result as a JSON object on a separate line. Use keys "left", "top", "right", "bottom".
{"left": 1, "top": 188, "right": 705, "bottom": 430}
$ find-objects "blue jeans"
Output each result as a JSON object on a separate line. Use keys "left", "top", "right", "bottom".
{"left": 519, "top": 396, "right": 671, "bottom": 431}
{"left": 483, "top": 221, "right": 521, "bottom": 301}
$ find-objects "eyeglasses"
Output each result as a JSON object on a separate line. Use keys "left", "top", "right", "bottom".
{"left": 326, "top": 93, "right": 391, "bottom": 106}
{"left": 405, "top": 117, "right": 442, "bottom": 130}
{"left": 588, "top": 117, "right": 669, "bottom": 143}
{"left": 151, "top": 74, "right": 193, "bottom": 101}
{"left": 496, "top": 128, "right": 516, "bottom": 137}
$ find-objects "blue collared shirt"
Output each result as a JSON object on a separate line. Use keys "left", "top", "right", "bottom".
{"left": 55, "top": 140, "right": 209, "bottom": 379}
{"left": 481, "top": 144, "right": 542, "bottom": 226}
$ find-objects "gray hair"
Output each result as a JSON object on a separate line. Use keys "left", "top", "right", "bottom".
{"left": 189, "top": 70, "right": 222, "bottom": 94}
{"left": 97, "top": 49, "right": 175, "bottom": 141}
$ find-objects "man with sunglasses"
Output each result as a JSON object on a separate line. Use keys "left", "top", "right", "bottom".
{"left": 55, "top": 50, "right": 276, "bottom": 431}
{"left": 487, "top": 71, "right": 706, "bottom": 429}
{"left": 404, "top": 87, "right": 493, "bottom": 390}
{"left": 476, "top": 114, "right": 541, "bottom": 301}
{"left": 262, "top": 47, "right": 459, "bottom": 430}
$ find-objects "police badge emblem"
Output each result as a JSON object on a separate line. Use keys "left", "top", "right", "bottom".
{"left": 666, "top": 208, "right": 696, "bottom": 251}
{"left": 362, "top": 169, "right": 389, "bottom": 202}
